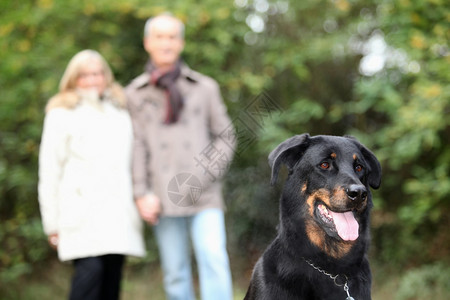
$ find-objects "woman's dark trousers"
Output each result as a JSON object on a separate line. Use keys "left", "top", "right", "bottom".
{"left": 69, "top": 254, "right": 125, "bottom": 300}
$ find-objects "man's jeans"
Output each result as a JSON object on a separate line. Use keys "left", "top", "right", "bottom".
{"left": 154, "top": 208, "right": 233, "bottom": 300}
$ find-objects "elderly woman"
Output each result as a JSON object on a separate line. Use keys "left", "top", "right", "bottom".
{"left": 38, "top": 49, "right": 145, "bottom": 300}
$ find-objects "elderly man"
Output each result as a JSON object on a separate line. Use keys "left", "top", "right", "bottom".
{"left": 125, "top": 13, "right": 235, "bottom": 300}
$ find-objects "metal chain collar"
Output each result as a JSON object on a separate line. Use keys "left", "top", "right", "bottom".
{"left": 303, "top": 258, "right": 355, "bottom": 300}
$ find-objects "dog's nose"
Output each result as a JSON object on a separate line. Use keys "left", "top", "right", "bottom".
{"left": 346, "top": 185, "right": 367, "bottom": 202}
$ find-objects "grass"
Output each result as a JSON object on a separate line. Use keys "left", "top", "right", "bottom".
{"left": 2, "top": 259, "right": 249, "bottom": 300}
{"left": 121, "top": 264, "right": 248, "bottom": 300}
{"left": 2, "top": 258, "right": 448, "bottom": 299}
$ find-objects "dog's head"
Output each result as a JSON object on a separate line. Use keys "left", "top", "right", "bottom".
{"left": 269, "top": 134, "right": 381, "bottom": 256}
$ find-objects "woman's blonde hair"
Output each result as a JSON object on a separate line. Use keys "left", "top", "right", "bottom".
{"left": 46, "top": 49, "right": 126, "bottom": 111}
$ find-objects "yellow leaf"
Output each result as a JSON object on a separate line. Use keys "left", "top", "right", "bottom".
{"left": 38, "top": 0, "right": 53, "bottom": 9}
{"left": 25, "top": 140, "right": 37, "bottom": 153}
{"left": 433, "top": 25, "right": 445, "bottom": 37}
{"left": 399, "top": 0, "right": 411, "bottom": 7}
{"left": 136, "top": 6, "right": 166, "bottom": 19}
{"left": 116, "top": 2, "right": 133, "bottom": 14}
{"left": 424, "top": 84, "right": 442, "bottom": 99}
{"left": 334, "top": 0, "right": 350, "bottom": 12}
{"left": 0, "top": 23, "right": 14, "bottom": 37}
{"left": 84, "top": 3, "right": 96, "bottom": 16}
{"left": 199, "top": 11, "right": 211, "bottom": 25}
{"left": 410, "top": 34, "right": 426, "bottom": 49}
{"left": 411, "top": 13, "right": 422, "bottom": 25}
{"left": 215, "top": 8, "right": 231, "bottom": 20}
{"left": 18, "top": 39, "right": 31, "bottom": 52}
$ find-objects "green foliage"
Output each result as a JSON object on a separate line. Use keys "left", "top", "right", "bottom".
{"left": 351, "top": 0, "right": 450, "bottom": 265}
{"left": 1, "top": 0, "right": 449, "bottom": 293}
{"left": 0, "top": 0, "right": 248, "bottom": 284}
{"left": 395, "top": 263, "right": 450, "bottom": 300}
{"left": 0, "top": 218, "right": 50, "bottom": 283}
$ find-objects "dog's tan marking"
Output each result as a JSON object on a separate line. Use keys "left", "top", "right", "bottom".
{"left": 306, "top": 188, "right": 355, "bottom": 258}
{"left": 307, "top": 189, "right": 332, "bottom": 211}
{"left": 305, "top": 220, "right": 326, "bottom": 250}
{"left": 301, "top": 183, "right": 307, "bottom": 194}
{"left": 331, "top": 152, "right": 337, "bottom": 159}
{"left": 331, "top": 187, "right": 349, "bottom": 208}
{"left": 305, "top": 221, "right": 354, "bottom": 259}
{"left": 353, "top": 154, "right": 357, "bottom": 160}
{"left": 334, "top": 241, "right": 353, "bottom": 258}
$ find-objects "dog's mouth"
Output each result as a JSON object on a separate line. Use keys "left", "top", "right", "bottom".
{"left": 316, "top": 203, "right": 359, "bottom": 241}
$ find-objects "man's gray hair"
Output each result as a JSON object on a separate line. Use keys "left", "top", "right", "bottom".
{"left": 144, "top": 13, "right": 185, "bottom": 39}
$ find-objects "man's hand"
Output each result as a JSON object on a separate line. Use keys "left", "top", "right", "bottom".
{"left": 136, "top": 194, "right": 161, "bottom": 225}
{"left": 48, "top": 233, "right": 59, "bottom": 250}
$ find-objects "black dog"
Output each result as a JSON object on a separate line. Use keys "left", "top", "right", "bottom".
{"left": 244, "top": 134, "right": 381, "bottom": 300}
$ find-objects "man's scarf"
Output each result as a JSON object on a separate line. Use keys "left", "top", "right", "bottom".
{"left": 146, "top": 61, "right": 184, "bottom": 124}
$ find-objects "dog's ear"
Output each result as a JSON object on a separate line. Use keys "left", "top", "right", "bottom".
{"left": 268, "top": 133, "right": 310, "bottom": 185}
{"left": 361, "top": 146, "right": 382, "bottom": 189}
{"left": 345, "top": 136, "right": 382, "bottom": 189}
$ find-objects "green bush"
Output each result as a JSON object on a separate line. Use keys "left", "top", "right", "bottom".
{"left": 395, "top": 263, "right": 450, "bottom": 300}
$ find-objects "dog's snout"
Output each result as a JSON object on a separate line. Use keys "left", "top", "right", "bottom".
{"left": 346, "top": 185, "right": 367, "bottom": 202}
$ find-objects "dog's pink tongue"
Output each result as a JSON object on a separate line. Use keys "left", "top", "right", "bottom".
{"left": 330, "top": 211, "right": 359, "bottom": 241}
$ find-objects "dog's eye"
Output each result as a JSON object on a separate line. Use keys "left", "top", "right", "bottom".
{"left": 355, "top": 164, "right": 363, "bottom": 172}
{"left": 320, "top": 162, "right": 330, "bottom": 169}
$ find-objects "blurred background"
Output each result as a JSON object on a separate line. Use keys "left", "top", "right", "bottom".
{"left": 0, "top": 0, "right": 449, "bottom": 299}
